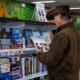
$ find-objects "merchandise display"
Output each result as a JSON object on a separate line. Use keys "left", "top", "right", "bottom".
{"left": 0, "top": 0, "right": 35, "bottom": 21}
{"left": 0, "top": 26, "right": 52, "bottom": 80}
{"left": 0, "top": 28, "right": 23, "bottom": 49}
{"left": 0, "top": 0, "right": 48, "bottom": 22}
{"left": 0, "top": 57, "right": 23, "bottom": 80}
{"left": 25, "top": 57, "right": 46, "bottom": 75}
{"left": 10, "top": 56, "right": 23, "bottom": 80}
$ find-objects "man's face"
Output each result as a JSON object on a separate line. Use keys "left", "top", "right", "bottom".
{"left": 52, "top": 14, "right": 62, "bottom": 27}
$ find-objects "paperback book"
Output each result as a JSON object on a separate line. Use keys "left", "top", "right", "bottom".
{"left": 31, "top": 36, "right": 49, "bottom": 52}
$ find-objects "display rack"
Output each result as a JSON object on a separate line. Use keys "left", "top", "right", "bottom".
{"left": 21, "top": 57, "right": 47, "bottom": 80}
{"left": 0, "top": 0, "right": 55, "bottom": 79}
{"left": 0, "top": 17, "right": 51, "bottom": 80}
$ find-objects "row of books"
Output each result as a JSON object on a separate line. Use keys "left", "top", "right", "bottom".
{"left": 0, "top": 56, "right": 47, "bottom": 80}
{"left": 23, "top": 29, "right": 53, "bottom": 51}
{"left": 0, "top": 28, "right": 53, "bottom": 50}
{"left": 0, "top": 28, "right": 23, "bottom": 49}
{"left": 0, "top": 57, "right": 23, "bottom": 80}
{"left": 25, "top": 57, "right": 46, "bottom": 76}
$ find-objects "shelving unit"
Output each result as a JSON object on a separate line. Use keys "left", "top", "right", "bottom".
{"left": 25, "top": 71, "right": 47, "bottom": 80}
{"left": 0, "top": 1, "right": 53, "bottom": 80}
{"left": 0, "top": 19, "right": 49, "bottom": 80}
{"left": 0, "top": 17, "right": 54, "bottom": 25}
{"left": 0, "top": 15, "right": 54, "bottom": 80}
{"left": 21, "top": 57, "right": 47, "bottom": 80}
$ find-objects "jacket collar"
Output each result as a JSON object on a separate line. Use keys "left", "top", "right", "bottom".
{"left": 56, "top": 22, "right": 74, "bottom": 33}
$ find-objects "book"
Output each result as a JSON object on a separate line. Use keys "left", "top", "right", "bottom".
{"left": 23, "top": 29, "right": 34, "bottom": 48}
{"left": 24, "top": 57, "right": 47, "bottom": 75}
{"left": 25, "top": 57, "right": 33, "bottom": 75}
{"left": 35, "top": 3, "right": 47, "bottom": 22}
{"left": 31, "top": 36, "right": 49, "bottom": 52}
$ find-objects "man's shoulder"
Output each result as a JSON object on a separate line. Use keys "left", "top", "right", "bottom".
{"left": 56, "top": 29, "right": 68, "bottom": 37}
{"left": 54, "top": 31, "right": 68, "bottom": 40}
{"left": 58, "top": 27, "right": 76, "bottom": 36}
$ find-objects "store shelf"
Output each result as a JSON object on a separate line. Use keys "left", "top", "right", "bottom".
{"left": 0, "top": 17, "right": 54, "bottom": 25}
{"left": 16, "top": 72, "right": 47, "bottom": 80}
{"left": 16, "top": 78, "right": 23, "bottom": 80}
{"left": 25, "top": 71, "right": 47, "bottom": 80}
{"left": 0, "top": 48, "right": 36, "bottom": 57}
{"left": 0, "top": 48, "right": 36, "bottom": 53}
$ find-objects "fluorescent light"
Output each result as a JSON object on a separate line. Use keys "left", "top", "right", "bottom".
{"left": 32, "top": 1, "right": 56, "bottom": 4}
{"left": 70, "top": 7, "right": 80, "bottom": 10}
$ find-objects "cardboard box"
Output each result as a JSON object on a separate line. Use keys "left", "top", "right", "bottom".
{"left": 0, "top": 63, "right": 10, "bottom": 68}
{"left": 0, "top": 58, "right": 9, "bottom": 64}
{"left": 0, "top": 68, "right": 10, "bottom": 73}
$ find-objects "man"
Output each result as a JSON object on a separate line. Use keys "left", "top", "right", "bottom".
{"left": 36, "top": 5, "right": 80, "bottom": 80}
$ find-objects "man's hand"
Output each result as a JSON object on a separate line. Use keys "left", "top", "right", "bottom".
{"left": 36, "top": 49, "right": 48, "bottom": 65}
{"left": 36, "top": 49, "right": 43, "bottom": 59}
{"left": 36, "top": 49, "right": 42, "bottom": 54}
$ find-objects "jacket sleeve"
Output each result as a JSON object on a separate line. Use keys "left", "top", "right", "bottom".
{"left": 37, "top": 51, "right": 49, "bottom": 65}
{"left": 37, "top": 33, "right": 69, "bottom": 66}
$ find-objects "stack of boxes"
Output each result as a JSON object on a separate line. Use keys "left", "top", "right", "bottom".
{"left": 0, "top": 57, "right": 23, "bottom": 80}
{"left": 0, "top": 28, "right": 11, "bottom": 50}
{"left": 9, "top": 28, "right": 23, "bottom": 49}
{"left": 0, "top": 39, "right": 11, "bottom": 49}
{"left": 0, "top": 28, "right": 23, "bottom": 50}
{"left": 10, "top": 56, "right": 23, "bottom": 80}
{"left": 0, "top": 58, "right": 10, "bottom": 74}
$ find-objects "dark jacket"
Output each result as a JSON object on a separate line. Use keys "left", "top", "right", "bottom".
{"left": 37, "top": 22, "right": 80, "bottom": 80}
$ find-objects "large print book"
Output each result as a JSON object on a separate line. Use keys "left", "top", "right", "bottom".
{"left": 31, "top": 36, "right": 49, "bottom": 52}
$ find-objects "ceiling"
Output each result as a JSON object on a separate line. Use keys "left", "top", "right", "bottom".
{"left": 16, "top": 0, "right": 80, "bottom": 12}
